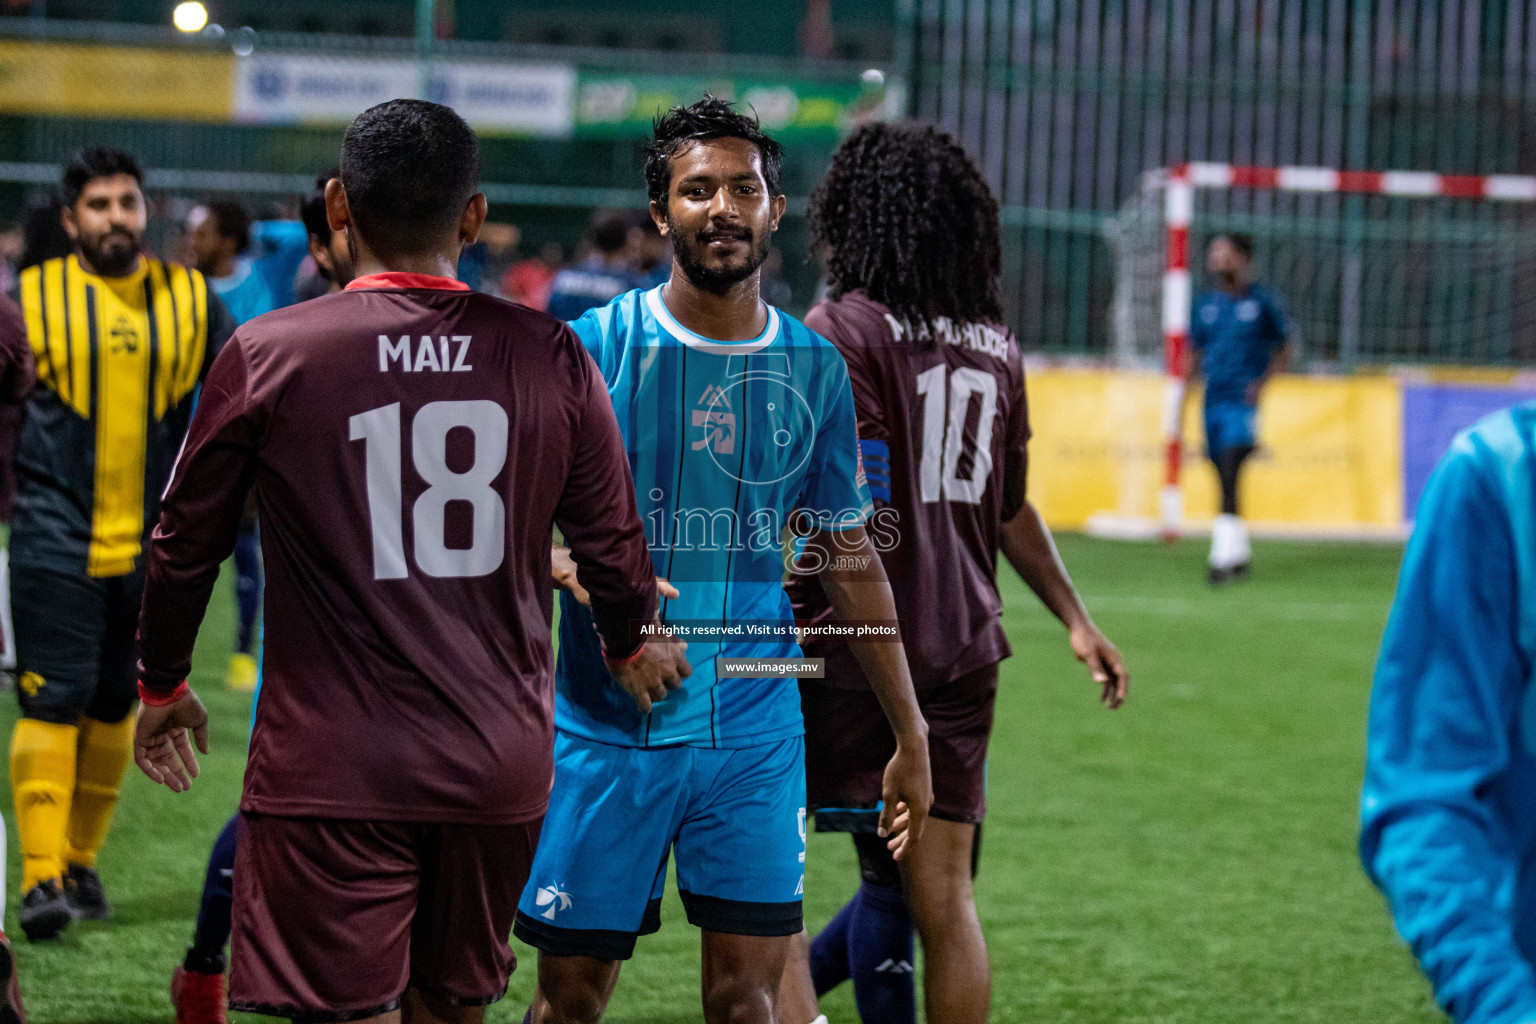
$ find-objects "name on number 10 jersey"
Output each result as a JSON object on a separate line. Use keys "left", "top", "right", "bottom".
{"left": 556, "top": 286, "right": 873, "bottom": 750}
{"left": 786, "top": 290, "right": 1031, "bottom": 691}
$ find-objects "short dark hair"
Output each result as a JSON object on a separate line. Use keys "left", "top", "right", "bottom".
{"left": 203, "top": 199, "right": 252, "bottom": 254}
{"left": 591, "top": 214, "right": 631, "bottom": 255}
{"left": 644, "top": 95, "right": 783, "bottom": 207}
{"left": 811, "top": 122, "right": 1003, "bottom": 333}
{"left": 339, "top": 99, "right": 480, "bottom": 258}
{"left": 1216, "top": 232, "right": 1255, "bottom": 260}
{"left": 300, "top": 167, "right": 339, "bottom": 243}
{"left": 62, "top": 148, "right": 144, "bottom": 208}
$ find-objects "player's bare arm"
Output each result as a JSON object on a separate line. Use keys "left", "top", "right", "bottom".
{"left": 1245, "top": 338, "right": 1293, "bottom": 405}
{"left": 803, "top": 524, "right": 933, "bottom": 858}
{"left": 555, "top": 542, "right": 689, "bottom": 713}
{"left": 1000, "top": 496, "right": 1128, "bottom": 709}
{"left": 551, "top": 544, "right": 679, "bottom": 606}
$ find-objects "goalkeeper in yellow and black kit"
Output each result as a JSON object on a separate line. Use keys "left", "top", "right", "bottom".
{"left": 8, "top": 148, "right": 234, "bottom": 941}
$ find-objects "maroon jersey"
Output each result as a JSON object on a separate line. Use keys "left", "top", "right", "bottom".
{"left": 0, "top": 294, "right": 35, "bottom": 522}
{"left": 138, "top": 273, "right": 657, "bottom": 824}
{"left": 787, "top": 290, "right": 1029, "bottom": 690}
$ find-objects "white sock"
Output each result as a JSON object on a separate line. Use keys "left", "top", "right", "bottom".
{"left": 1230, "top": 516, "right": 1251, "bottom": 565}
{"left": 810, "top": 1017, "right": 829, "bottom": 1024}
{"left": 1209, "top": 514, "right": 1235, "bottom": 568}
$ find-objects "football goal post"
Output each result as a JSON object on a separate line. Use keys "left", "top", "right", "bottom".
{"left": 1107, "top": 162, "right": 1536, "bottom": 538}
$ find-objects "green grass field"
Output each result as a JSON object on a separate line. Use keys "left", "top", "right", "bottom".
{"left": 0, "top": 536, "right": 1446, "bottom": 1023}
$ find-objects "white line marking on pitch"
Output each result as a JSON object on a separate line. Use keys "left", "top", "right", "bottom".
{"left": 1082, "top": 595, "right": 1384, "bottom": 622}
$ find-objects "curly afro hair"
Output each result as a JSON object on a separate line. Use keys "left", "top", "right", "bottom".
{"left": 811, "top": 122, "right": 1002, "bottom": 336}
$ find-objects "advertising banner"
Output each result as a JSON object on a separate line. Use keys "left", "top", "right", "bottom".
{"left": 1025, "top": 369, "right": 1404, "bottom": 534}
{"left": 574, "top": 72, "right": 880, "bottom": 139}
{"left": 233, "top": 54, "right": 575, "bottom": 136}
{"left": 0, "top": 40, "right": 232, "bottom": 122}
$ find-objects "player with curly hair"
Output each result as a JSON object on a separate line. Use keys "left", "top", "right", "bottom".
{"left": 780, "top": 121, "right": 1129, "bottom": 1024}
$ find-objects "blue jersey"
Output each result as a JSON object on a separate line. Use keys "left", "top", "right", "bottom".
{"left": 1361, "top": 403, "right": 1536, "bottom": 1024}
{"left": 557, "top": 286, "right": 872, "bottom": 749}
{"left": 1190, "top": 284, "right": 1288, "bottom": 406}
{"left": 209, "top": 257, "right": 279, "bottom": 326}
{"left": 547, "top": 256, "right": 643, "bottom": 322}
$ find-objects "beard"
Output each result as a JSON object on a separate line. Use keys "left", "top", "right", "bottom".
{"left": 671, "top": 220, "right": 772, "bottom": 293}
{"left": 79, "top": 228, "right": 142, "bottom": 277}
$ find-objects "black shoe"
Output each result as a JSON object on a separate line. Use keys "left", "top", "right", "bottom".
{"left": 1230, "top": 561, "right": 1252, "bottom": 580}
{"left": 19, "top": 880, "right": 72, "bottom": 941}
{"left": 63, "top": 863, "right": 111, "bottom": 921}
{"left": 1207, "top": 566, "right": 1233, "bottom": 585}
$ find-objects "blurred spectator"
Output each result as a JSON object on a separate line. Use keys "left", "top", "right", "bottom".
{"left": 295, "top": 166, "right": 354, "bottom": 299}
{"left": 501, "top": 241, "right": 563, "bottom": 311}
{"left": 760, "top": 247, "right": 792, "bottom": 308}
{"left": 187, "top": 200, "right": 278, "bottom": 325}
{"left": 17, "top": 193, "right": 72, "bottom": 273}
{"left": 546, "top": 213, "right": 641, "bottom": 321}
{"left": 630, "top": 214, "right": 671, "bottom": 288}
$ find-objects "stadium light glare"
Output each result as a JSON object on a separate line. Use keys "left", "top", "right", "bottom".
{"left": 173, "top": 1, "right": 209, "bottom": 33}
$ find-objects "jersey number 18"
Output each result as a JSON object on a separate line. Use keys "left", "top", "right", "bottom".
{"left": 350, "top": 400, "right": 509, "bottom": 580}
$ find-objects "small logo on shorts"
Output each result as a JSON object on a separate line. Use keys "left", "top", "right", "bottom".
{"left": 18, "top": 672, "right": 44, "bottom": 698}
{"left": 535, "top": 883, "right": 573, "bottom": 920}
{"left": 875, "top": 959, "right": 915, "bottom": 974}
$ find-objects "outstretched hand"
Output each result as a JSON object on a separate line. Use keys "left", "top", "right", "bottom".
{"left": 134, "top": 689, "right": 210, "bottom": 793}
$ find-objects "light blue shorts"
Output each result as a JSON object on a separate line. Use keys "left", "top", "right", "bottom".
{"left": 513, "top": 731, "right": 806, "bottom": 960}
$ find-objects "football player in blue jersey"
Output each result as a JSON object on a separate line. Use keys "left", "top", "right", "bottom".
{"left": 515, "top": 97, "right": 932, "bottom": 1024}
{"left": 1362, "top": 404, "right": 1536, "bottom": 1024}
{"left": 1187, "top": 233, "right": 1292, "bottom": 583}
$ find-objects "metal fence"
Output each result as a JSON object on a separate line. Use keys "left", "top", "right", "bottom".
{"left": 907, "top": 0, "right": 1536, "bottom": 361}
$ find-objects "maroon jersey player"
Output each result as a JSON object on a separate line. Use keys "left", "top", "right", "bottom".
{"left": 134, "top": 100, "right": 688, "bottom": 1024}
{"left": 780, "top": 123, "right": 1129, "bottom": 1024}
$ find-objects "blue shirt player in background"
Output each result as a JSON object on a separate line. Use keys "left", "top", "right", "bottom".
{"left": 1361, "top": 403, "right": 1536, "bottom": 1024}
{"left": 514, "top": 97, "right": 932, "bottom": 1024}
{"left": 1187, "top": 232, "right": 1291, "bottom": 584}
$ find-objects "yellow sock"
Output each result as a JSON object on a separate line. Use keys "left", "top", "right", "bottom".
{"left": 64, "top": 715, "right": 134, "bottom": 870}
{"left": 10, "top": 718, "right": 77, "bottom": 892}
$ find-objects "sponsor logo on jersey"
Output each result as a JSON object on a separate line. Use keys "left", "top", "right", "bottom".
{"left": 691, "top": 384, "right": 737, "bottom": 455}
{"left": 110, "top": 316, "right": 139, "bottom": 354}
{"left": 534, "top": 883, "right": 573, "bottom": 920}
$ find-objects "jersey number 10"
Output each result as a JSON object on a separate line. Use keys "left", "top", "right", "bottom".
{"left": 915, "top": 365, "right": 998, "bottom": 505}
{"left": 350, "top": 400, "right": 509, "bottom": 580}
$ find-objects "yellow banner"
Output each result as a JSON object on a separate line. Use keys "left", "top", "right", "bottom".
{"left": 1026, "top": 369, "right": 1404, "bottom": 532}
{"left": 0, "top": 41, "right": 232, "bottom": 122}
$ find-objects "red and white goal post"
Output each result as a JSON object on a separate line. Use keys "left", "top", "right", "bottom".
{"left": 1155, "top": 162, "right": 1536, "bottom": 540}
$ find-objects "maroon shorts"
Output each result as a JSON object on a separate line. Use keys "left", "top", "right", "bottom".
{"left": 229, "top": 813, "right": 541, "bottom": 1022}
{"left": 802, "top": 661, "right": 999, "bottom": 828}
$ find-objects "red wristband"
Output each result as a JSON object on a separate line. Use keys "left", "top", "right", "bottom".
{"left": 138, "top": 679, "right": 189, "bottom": 707}
{"left": 603, "top": 640, "right": 647, "bottom": 669}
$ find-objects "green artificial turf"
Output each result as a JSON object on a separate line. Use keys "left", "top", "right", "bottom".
{"left": 0, "top": 537, "right": 1446, "bottom": 1023}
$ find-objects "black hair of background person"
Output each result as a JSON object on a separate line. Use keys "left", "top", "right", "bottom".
{"left": 299, "top": 167, "right": 340, "bottom": 243}
{"left": 339, "top": 99, "right": 480, "bottom": 259}
{"left": 1215, "top": 232, "right": 1255, "bottom": 260}
{"left": 811, "top": 121, "right": 1003, "bottom": 336}
{"left": 592, "top": 215, "right": 632, "bottom": 255}
{"left": 203, "top": 199, "right": 253, "bottom": 256}
{"left": 18, "top": 193, "right": 73, "bottom": 272}
{"left": 643, "top": 94, "right": 784, "bottom": 206}
{"left": 62, "top": 148, "right": 143, "bottom": 209}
